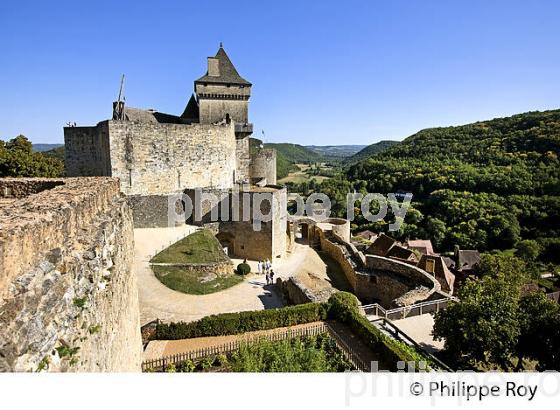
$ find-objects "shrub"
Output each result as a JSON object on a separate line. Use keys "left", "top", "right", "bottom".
{"left": 327, "top": 291, "right": 360, "bottom": 322}
{"left": 177, "top": 359, "right": 195, "bottom": 372}
{"left": 326, "top": 293, "right": 430, "bottom": 370}
{"left": 237, "top": 263, "right": 251, "bottom": 275}
{"left": 164, "top": 363, "right": 177, "bottom": 373}
{"left": 154, "top": 303, "right": 327, "bottom": 340}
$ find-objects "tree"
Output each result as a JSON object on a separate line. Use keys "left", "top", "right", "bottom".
{"left": 516, "top": 292, "right": 560, "bottom": 370}
{"left": 515, "top": 240, "right": 541, "bottom": 262}
{"left": 424, "top": 216, "right": 447, "bottom": 248}
{"left": 477, "top": 253, "right": 528, "bottom": 288}
{"left": 0, "top": 135, "right": 63, "bottom": 177}
{"left": 433, "top": 275, "right": 521, "bottom": 370}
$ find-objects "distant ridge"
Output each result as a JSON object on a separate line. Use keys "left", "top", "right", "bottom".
{"left": 305, "top": 145, "right": 366, "bottom": 158}
{"left": 32, "top": 143, "right": 63, "bottom": 152}
{"left": 346, "top": 140, "right": 399, "bottom": 163}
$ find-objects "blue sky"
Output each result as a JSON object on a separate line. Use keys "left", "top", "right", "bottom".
{"left": 1, "top": 0, "right": 559, "bottom": 145}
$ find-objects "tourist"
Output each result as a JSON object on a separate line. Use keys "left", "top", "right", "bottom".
{"left": 257, "top": 260, "right": 263, "bottom": 275}
{"left": 265, "top": 272, "right": 270, "bottom": 285}
{"left": 265, "top": 259, "right": 271, "bottom": 273}
{"left": 269, "top": 269, "right": 275, "bottom": 284}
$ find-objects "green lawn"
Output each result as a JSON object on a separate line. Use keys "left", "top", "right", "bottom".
{"left": 152, "top": 265, "right": 243, "bottom": 295}
{"left": 150, "top": 229, "right": 229, "bottom": 264}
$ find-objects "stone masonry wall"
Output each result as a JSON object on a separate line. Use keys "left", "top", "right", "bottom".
{"left": 108, "top": 120, "right": 237, "bottom": 195}
{"left": 235, "top": 136, "right": 251, "bottom": 183}
{"left": 64, "top": 123, "right": 111, "bottom": 177}
{"left": 250, "top": 148, "right": 277, "bottom": 185}
{"left": 0, "top": 178, "right": 142, "bottom": 372}
{"left": 0, "top": 178, "right": 64, "bottom": 198}
{"left": 314, "top": 226, "right": 439, "bottom": 307}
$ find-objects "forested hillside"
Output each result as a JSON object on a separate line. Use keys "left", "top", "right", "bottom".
{"left": 346, "top": 140, "right": 399, "bottom": 163}
{"left": 320, "top": 110, "right": 560, "bottom": 266}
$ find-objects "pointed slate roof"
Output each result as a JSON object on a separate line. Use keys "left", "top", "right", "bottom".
{"left": 195, "top": 46, "right": 251, "bottom": 86}
{"left": 180, "top": 94, "right": 200, "bottom": 122}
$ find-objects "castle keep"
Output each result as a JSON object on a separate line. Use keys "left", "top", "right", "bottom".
{"left": 65, "top": 46, "right": 275, "bottom": 194}
{"left": 64, "top": 46, "right": 286, "bottom": 260}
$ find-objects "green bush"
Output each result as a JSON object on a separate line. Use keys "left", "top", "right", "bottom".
{"left": 237, "top": 262, "right": 251, "bottom": 275}
{"left": 154, "top": 303, "right": 327, "bottom": 340}
{"left": 326, "top": 293, "right": 430, "bottom": 370}
{"left": 327, "top": 291, "right": 360, "bottom": 322}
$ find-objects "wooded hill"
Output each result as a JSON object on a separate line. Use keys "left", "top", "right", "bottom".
{"left": 346, "top": 140, "right": 399, "bottom": 164}
{"left": 320, "top": 109, "right": 560, "bottom": 265}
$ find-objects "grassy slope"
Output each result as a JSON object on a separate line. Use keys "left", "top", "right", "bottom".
{"left": 151, "top": 265, "right": 243, "bottom": 295}
{"left": 151, "top": 229, "right": 229, "bottom": 264}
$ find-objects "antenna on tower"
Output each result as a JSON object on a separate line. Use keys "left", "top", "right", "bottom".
{"left": 112, "top": 74, "right": 126, "bottom": 120}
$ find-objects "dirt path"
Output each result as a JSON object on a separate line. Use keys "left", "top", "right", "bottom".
{"left": 144, "top": 321, "right": 326, "bottom": 360}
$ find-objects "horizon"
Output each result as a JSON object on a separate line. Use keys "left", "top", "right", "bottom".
{"left": 1, "top": 0, "right": 559, "bottom": 145}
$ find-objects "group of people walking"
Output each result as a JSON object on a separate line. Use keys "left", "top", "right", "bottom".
{"left": 257, "top": 259, "right": 275, "bottom": 285}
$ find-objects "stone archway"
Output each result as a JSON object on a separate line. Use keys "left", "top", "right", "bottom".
{"left": 288, "top": 216, "right": 318, "bottom": 246}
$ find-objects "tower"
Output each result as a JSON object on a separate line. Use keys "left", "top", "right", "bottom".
{"left": 190, "top": 45, "right": 253, "bottom": 137}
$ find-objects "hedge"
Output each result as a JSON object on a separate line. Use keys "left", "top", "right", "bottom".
{"left": 153, "top": 291, "right": 432, "bottom": 370}
{"left": 326, "top": 292, "right": 431, "bottom": 370}
{"left": 154, "top": 303, "right": 327, "bottom": 340}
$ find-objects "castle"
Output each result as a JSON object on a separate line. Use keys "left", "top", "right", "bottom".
{"left": 64, "top": 46, "right": 287, "bottom": 260}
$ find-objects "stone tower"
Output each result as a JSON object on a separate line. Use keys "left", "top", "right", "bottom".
{"left": 191, "top": 46, "right": 253, "bottom": 135}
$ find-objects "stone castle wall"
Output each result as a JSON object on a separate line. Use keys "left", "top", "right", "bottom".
{"left": 65, "top": 120, "right": 240, "bottom": 196}
{"left": 0, "top": 178, "right": 142, "bottom": 372}
{"left": 64, "top": 123, "right": 111, "bottom": 177}
{"left": 249, "top": 148, "right": 277, "bottom": 185}
{"left": 195, "top": 83, "right": 250, "bottom": 124}
{"left": 183, "top": 186, "right": 288, "bottom": 260}
{"left": 107, "top": 120, "right": 237, "bottom": 195}
{"left": 235, "top": 137, "right": 251, "bottom": 182}
{"left": 314, "top": 226, "right": 439, "bottom": 307}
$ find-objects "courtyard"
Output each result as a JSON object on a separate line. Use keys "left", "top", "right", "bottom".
{"left": 135, "top": 226, "right": 348, "bottom": 325}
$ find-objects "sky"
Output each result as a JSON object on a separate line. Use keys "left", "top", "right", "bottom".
{"left": 1, "top": 0, "right": 559, "bottom": 145}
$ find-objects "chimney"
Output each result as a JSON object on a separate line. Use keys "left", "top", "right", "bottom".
{"left": 208, "top": 57, "right": 220, "bottom": 77}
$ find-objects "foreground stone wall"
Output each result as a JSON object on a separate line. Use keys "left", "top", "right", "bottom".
{"left": 0, "top": 178, "right": 142, "bottom": 372}
{"left": 0, "top": 178, "right": 64, "bottom": 198}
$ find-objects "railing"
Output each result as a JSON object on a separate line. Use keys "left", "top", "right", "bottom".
{"left": 235, "top": 123, "right": 253, "bottom": 134}
{"left": 142, "top": 322, "right": 370, "bottom": 372}
{"left": 361, "top": 296, "right": 457, "bottom": 321}
{"left": 370, "top": 317, "right": 453, "bottom": 372}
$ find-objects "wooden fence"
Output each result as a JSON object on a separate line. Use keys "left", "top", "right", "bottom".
{"left": 141, "top": 322, "right": 370, "bottom": 372}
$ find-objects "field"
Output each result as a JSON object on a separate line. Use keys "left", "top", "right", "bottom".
{"left": 278, "top": 163, "right": 333, "bottom": 184}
